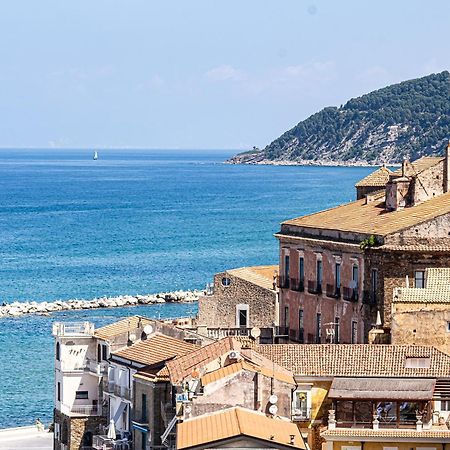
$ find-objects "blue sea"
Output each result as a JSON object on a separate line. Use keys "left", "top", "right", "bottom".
{"left": 0, "top": 149, "right": 372, "bottom": 428}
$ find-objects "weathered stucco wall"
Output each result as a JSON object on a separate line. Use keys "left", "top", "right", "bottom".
{"left": 392, "top": 302, "right": 450, "bottom": 352}
{"left": 197, "top": 272, "right": 277, "bottom": 328}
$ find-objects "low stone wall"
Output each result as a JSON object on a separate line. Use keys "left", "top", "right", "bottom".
{"left": 0, "top": 289, "right": 203, "bottom": 318}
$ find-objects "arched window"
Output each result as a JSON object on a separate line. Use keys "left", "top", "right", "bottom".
{"left": 56, "top": 342, "right": 60, "bottom": 361}
{"left": 61, "top": 421, "right": 68, "bottom": 445}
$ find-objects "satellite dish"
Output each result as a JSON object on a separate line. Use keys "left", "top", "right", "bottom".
{"left": 250, "top": 327, "right": 261, "bottom": 339}
{"left": 268, "top": 404, "right": 278, "bottom": 415}
{"left": 143, "top": 325, "right": 153, "bottom": 336}
{"left": 349, "top": 280, "right": 357, "bottom": 289}
{"left": 129, "top": 333, "right": 137, "bottom": 342}
{"left": 269, "top": 394, "right": 278, "bottom": 404}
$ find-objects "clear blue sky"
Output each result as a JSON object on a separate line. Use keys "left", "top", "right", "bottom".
{"left": 0, "top": 0, "right": 448, "bottom": 150}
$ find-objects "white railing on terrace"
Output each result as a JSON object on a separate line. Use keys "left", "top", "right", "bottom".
{"left": 86, "top": 358, "right": 108, "bottom": 375}
{"left": 52, "top": 322, "right": 95, "bottom": 337}
{"left": 60, "top": 402, "right": 103, "bottom": 416}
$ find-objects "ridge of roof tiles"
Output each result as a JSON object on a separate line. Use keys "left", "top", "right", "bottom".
{"left": 281, "top": 191, "right": 450, "bottom": 237}
{"left": 177, "top": 406, "right": 305, "bottom": 450}
{"left": 355, "top": 166, "right": 393, "bottom": 187}
{"left": 113, "top": 333, "right": 199, "bottom": 367}
{"left": 255, "top": 344, "right": 450, "bottom": 377}
{"left": 94, "top": 316, "right": 154, "bottom": 340}
{"left": 227, "top": 265, "right": 278, "bottom": 291}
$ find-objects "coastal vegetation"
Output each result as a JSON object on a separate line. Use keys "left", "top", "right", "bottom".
{"left": 229, "top": 71, "right": 450, "bottom": 165}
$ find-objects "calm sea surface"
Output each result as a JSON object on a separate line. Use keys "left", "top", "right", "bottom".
{"left": 0, "top": 149, "right": 372, "bottom": 428}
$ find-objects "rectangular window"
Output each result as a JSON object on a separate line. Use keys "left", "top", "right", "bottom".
{"left": 141, "top": 431, "right": 147, "bottom": 450}
{"left": 102, "top": 344, "right": 108, "bottom": 361}
{"left": 352, "top": 265, "right": 359, "bottom": 288}
{"left": 317, "top": 260, "right": 323, "bottom": 291}
{"left": 415, "top": 270, "right": 425, "bottom": 288}
{"left": 75, "top": 390, "right": 88, "bottom": 400}
{"left": 351, "top": 321, "right": 358, "bottom": 344}
{"left": 335, "top": 263, "right": 341, "bottom": 288}
{"left": 298, "top": 309, "right": 304, "bottom": 343}
{"left": 57, "top": 382, "right": 61, "bottom": 402}
{"left": 371, "top": 269, "right": 378, "bottom": 302}
{"left": 334, "top": 317, "right": 340, "bottom": 344}
{"left": 441, "top": 400, "right": 450, "bottom": 411}
{"left": 284, "top": 254, "right": 290, "bottom": 280}
{"left": 316, "top": 313, "right": 322, "bottom": 343}
{"left": 284, "top": 306, "right": 289, "bottom": 329}
{"left": 236, "top": 304, "right": 249, "bottom": 328}
{"left": 299, "top": 257, "right": 304, "bottom": 282}
{"left": 404, "top": 357, "right": 431, "bottom": 368}
{"left": 141, "top": 393, "right": 147, "bottom": 422}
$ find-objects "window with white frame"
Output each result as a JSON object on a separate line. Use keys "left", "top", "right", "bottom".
{"left": 236, "top": 304, "right": 249, "bottom": 328}
{"left": 292, "top": 388, "right": 311, "bottom": 419}
{"left": 415, "top": 270, "right": 425, "bottom": 288}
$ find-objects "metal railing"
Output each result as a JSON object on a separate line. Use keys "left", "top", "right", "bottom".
{"left": 290, "top": 278, "right": 305, "bottom": 292}
{"left": 326, "top": 284, "right": 341, "bottom": 299}
{"left": 86, "top": 358, "right": 108, "bottom": 376}
{"left": 307, "top": 280, "right": 322, "bottom": 295}
{"left": 292, "top": 407, "right": 311, "bottom": 421}
{"left": 277, "top": 276, "right": 290, "bottom": 289}
{"left": 61, "top": 403, "right": 103, "bottom": 416}
{"left": 342, "top": 287, "right": 359, "bottom": 302}
{"left": 113, "top": 384, "right": 132, "bottom": 401}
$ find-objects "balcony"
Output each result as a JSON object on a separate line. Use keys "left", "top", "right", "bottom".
{"left": 52, "top": 322, "right": 94, "bottom": 337}
{"left": 86, "top": 358, "right": 108, "bottom": 376}
{"left": 326, "top": 284, "right": 341, "bottom": 299}
{"left": 277, "top": 276, "right": 290, "bottom": 289}
{"left": 307, "top": 280, "right": 322, "bottom": 295}
{"left": 362, "top": 289, "right": 376, "bottom": 305}
{"left": 60, "top": 403, "right": 104, "bottom": 417}
{"left": 93, "top": 435, "right": 131, "bottom": 450}
{"left": 290, "top": 278, "right": 304, "bottom": 292}
{"left": 292, "top": 407, "right": 311, "bottom": 421}
{"left": 342, "top": 287, "right": 359, "bottom": 302}
{"left": 113, "top": 384, "right": 132, "bottom": 401}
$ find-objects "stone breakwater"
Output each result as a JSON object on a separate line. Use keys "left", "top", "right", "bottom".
{"left": 0, "top": 289, "right": 203, "bottom": 318}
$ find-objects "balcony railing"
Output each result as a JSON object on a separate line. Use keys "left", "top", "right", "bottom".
{"left": 362, "top": 289, "right": 376, "bottom": 305}
{"left": 342, "top": 287, "right": 359, "bottom": 302}
{"left": 290, "top": 278, "right": 305, "bottom": 292}
{"left": 326, "top": 284, "right": 341, "bottom": 299}
{"left": 52, "top": 322, "right": 94, "bottom": 337}
{"left": 86, "top": 358, "right": 108, "bottom": 376}
{"left": 274, "top": 326, "right": 289, "bottom": 337}
{"left": 307, "top": 280, "right": 322, "bottom": 295}
{"left": 206, "top": 327, "right": 252, "bottom": 339}
{"left": 93, "top": 435, "right": 131, "bottom": 450}
{"left": 277, "top": 276, "right": 290, "bottom": 289}
{"left": 113, "top": 384, "right": 132, "bottom": 401}
{"left": 292, "top": 407, "right": 311, "bottom": 421}
{"left": 60, "top": 403, "right": 103, "bottom": 417}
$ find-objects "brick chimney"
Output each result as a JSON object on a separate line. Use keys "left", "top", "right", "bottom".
{"left": 445, "top": 140, "right": 450, "bottom": 193}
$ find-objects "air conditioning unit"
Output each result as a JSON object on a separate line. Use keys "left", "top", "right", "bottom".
{"left": 229, "top": 351, "right": 240, "bottom": 360}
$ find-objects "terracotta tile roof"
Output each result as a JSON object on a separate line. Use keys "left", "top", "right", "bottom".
{"left": 392, "top": 156, "right": 444, "bottom": 176}
{"left": 380, "top": 244, "right": 450, "bottom": 252}
{"left": 322, "top": 428, "right": 450, "bottom": 439}
{"left": 95, "top": 316, "right": 154, "bottom": 340}
{"left": 134, "top": 365, "right": 170, "bottom": 383}
{"left": 166, "top": 337, "right": 240, "bottom": 385}
{"left": 281, "top": 192, "right": 450, "bottom": 237}
{"left": 201, "top": 358, "right": 295, "bottom": 386}
{"left": 227, "top": 265, "right": 278, "bottom": 291}
{"left": 355, "top": 166, "right": 393, "bottom": 187}
{"left": 112, "top": 334, "right": 198, "bottom": 366}
{"left": 177, "top": 407, "right": 305, "bottom": 450}
{"left": 394, "top": 268, "right": 450, "bottom": 304}
{"left": 256, "top": 344, "right": 450, "bottom": 378}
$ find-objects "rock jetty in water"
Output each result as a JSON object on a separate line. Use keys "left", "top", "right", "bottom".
{"left": 0, "top": 289, "right": 203, "bottom": 318}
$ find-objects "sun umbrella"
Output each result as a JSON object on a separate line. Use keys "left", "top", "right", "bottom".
{"left": 107, "top": 419, "right": 116, "bottom": 440}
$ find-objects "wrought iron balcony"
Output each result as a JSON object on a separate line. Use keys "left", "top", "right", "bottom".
{"left": 277, "top": 276, "right": 290, "bottom": 289}
{"left": 343, "top": 287, "right": 358, "bottom": 302}
{"left": 326, "top": 284, "right": 341, "bottom": 299}
{"left": 290, "top": 278, "right": 305, "bottom": 292}
{"left": 307, "top": 280, "right": 322, "bottom": 295}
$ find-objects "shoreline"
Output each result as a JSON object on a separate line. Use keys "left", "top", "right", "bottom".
{"left": 0, "top": 289, "right": 202, "bottom": 318}
{"left": 225, "top": 159, "right": 401, "bottom": 167}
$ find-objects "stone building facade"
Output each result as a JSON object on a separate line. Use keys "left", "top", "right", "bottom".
{"left": 277, "top": 144, "right": 450, "bottom": 343}
{"left": 391, "top": 268, "right": 450, "bottom": 352}
{"left": 197, "top": 265, "right": 279, "bottom": 331}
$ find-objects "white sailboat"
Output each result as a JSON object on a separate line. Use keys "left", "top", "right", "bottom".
{"left": 93, "top": 151, "right": 99, "bottom": 160}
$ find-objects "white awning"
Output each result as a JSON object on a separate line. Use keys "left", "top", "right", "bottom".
{"left": 112, "top": 401, "right": 127, "bottom": 424}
